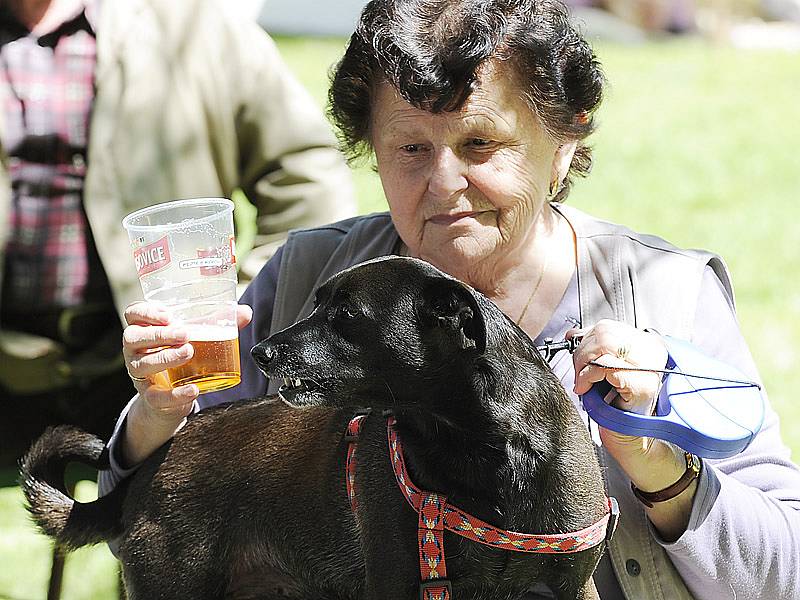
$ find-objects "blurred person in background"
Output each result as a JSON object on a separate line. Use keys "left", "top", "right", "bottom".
{"left": 565, "top": 0, "right": 697, "bottom": 34}
{"left": 0, "top": 0, "right": 355, "bottom": 464}
{"left": 761, "top": 0, "right": 800, "bottom": 22}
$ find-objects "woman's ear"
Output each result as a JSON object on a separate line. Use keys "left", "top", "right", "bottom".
{"left": 551, "top": 141, "right": 578, "bottom": 188}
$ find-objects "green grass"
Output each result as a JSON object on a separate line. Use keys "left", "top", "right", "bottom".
{"left": 2, "top": 35, "right": 799, "bottom": 599}
{"left": 570, "top": 40, "right": 800, "bottom": 451}
{"left": 0, "top": 482, "right": 120, "bottom": 600}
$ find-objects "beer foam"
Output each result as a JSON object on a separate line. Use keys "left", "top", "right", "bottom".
{"left": 183, "top": 324, "right": 238, "bottom": 342}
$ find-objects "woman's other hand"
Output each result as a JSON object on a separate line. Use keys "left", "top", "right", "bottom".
{"left": 120, "top": 301, "right": 253, "bottom": 467}
{"left": 569, "top": 319, "right": 666, "bottom": 412}
{"left": 567, "top": 320, "right": 693, "bottom": 540}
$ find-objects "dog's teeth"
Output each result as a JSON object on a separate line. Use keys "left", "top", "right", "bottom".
{"left": 279, "top": 378, "right": 306, "bottom": 390}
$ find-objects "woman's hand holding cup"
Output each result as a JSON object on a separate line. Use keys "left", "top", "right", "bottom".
{"left": 120, "top": 301, "right": 253, "bottom": 467}
{"left": 124, "top": 300, "right": 196, "bottom": 415}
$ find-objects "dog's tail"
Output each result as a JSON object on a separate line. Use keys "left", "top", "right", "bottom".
{"left": 20, "top": 426, "right": 125, "bottom": 550}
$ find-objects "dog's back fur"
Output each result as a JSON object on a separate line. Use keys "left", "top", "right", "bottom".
{"left": 22, "top": 257, "right": 608, "bottom": 600}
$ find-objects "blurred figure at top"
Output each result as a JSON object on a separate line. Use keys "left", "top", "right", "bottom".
{"left": 565, "top": 0, "right": 696, "bottom": 34}
{"left": 761, "top": 0, "right": 800, "bottom": 22}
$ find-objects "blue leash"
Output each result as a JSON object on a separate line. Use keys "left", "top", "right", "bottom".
{"left": 536, "top": 336, "right": 765, "bottom": 459}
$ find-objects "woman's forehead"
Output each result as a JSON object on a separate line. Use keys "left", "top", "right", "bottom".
{"left": 371, "top": 69, "right": 539, "bottom": 137}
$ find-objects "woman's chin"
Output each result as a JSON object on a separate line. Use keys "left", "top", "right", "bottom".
{"left": 420, "top": 241, "right": 495, "bottom": 282}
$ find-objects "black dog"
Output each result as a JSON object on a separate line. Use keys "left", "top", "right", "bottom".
{"left": 21, "top": 256, "right": 611, "bottom": 600}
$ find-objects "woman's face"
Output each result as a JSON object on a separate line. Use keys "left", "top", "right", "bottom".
{"left": 371, "top": 65, "right": 573, "bottom": 285}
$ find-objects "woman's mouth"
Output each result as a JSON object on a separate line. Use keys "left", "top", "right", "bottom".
{"left": 428, "top": 211, "right": 487, "bottom": 226}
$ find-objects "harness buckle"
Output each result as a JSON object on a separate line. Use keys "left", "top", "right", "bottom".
{"left": 419, "top": 578, "right": 452, "bottom": 600}
{"left": 606, "top": 497, "right": 620, "bottom": 542}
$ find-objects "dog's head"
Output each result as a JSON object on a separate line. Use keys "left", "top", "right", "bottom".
{"left": 251, "top": 256, "right": 494, "bottom": 409}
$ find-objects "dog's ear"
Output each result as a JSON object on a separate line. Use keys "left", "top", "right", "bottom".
{"left": 424, "top": 279, "right": 487, "bottom": 353}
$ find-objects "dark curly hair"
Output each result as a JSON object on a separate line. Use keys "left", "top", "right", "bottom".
{"left": 328, "top": 0, "right": 605, "bottom": 201}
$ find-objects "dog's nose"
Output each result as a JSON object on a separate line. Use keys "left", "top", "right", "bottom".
{"left": 251, "top": 343, "right": 276, "bottom": 372}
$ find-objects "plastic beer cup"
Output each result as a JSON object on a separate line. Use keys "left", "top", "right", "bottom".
{"left": 122, "top": 198, "right": 241, "bottom": 393}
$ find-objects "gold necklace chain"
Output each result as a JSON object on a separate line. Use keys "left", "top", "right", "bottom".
{"left": 515, "top": 244, "right": 551, "bottom": 326}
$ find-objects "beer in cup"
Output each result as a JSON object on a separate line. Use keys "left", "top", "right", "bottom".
{"left": 122, "top": 198, "right": 240, "bottom": 393}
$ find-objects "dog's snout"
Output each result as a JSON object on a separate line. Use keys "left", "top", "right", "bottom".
{"left": 251, "top": 342, "right": 277, "bottom": 372}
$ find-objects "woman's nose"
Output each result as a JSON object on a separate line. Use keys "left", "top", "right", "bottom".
{"left": 427, "top": 147, "right": 468, "bottom": 200}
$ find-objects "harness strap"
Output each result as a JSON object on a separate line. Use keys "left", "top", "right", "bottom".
{"left": 418, "top": 493, "right": 452, "bottom": 600}
{"left": 344, "top": 413, "right": 618, "bottom": 599}
{"left": 345, "top": 411, "right": 370, "bottom": 513}
{"left": 388, "top": 416, "right": 618, "bottom": 554}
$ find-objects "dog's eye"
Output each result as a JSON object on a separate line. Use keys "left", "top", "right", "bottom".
{"left": 335, "top": 302, "right": 359, "bottom": 320}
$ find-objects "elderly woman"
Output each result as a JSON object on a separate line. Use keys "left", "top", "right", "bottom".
{"left": 101, "top": 0, "right": 800, "bottom": 597}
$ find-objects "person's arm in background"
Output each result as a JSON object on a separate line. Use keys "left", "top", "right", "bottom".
{"left": 658, "top": 267, "right": 800, "bottom": 597}
{"left": 231, "top": 21, "right": 356, "bottom": 281}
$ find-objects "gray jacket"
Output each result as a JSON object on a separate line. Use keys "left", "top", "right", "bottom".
{"left": 264, "top": 206, "right": 800, "bottom": 599}
{"left": 102, "top": 206, "right": 800, "bottom": 598}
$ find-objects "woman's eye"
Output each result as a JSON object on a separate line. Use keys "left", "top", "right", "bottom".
{"left": 469, "top": 138, "right": 492, "bottom": 148}
{"left": 400, "top": 144, "right": 424, "bottom": 154}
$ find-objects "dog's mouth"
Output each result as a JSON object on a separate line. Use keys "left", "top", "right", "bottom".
{"left": 278, "top": 377, "right": 325, "bottom": 405}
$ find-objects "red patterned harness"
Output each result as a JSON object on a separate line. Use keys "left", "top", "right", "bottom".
{"left": 345, "top": 413, "right": 619, "bottom": 600}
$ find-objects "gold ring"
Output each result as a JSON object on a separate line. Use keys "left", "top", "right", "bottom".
{"left": 616, "top": 344, "right": 630, "bottom": 361}
{"left": 128, "top": 372, "right": 148, "bottom": 383}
